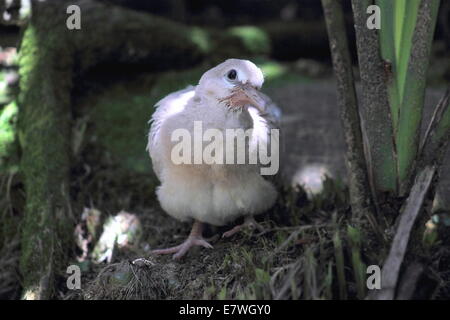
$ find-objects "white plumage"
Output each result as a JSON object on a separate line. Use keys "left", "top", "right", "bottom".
{"left": 147, "top": 59, "right": 281, "bottom": 258}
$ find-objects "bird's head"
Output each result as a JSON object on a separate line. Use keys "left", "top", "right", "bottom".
{"left": 196, "top": 59, "right": 265, "bottom": 112}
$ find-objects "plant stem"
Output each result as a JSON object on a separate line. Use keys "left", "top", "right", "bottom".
{"left": 333, "top": 230, "right": 347, "bottom": 300}
{"left": 321, "top": 0, "right": 375, "bottom": 224}
{"left": 351, "top": 0, "right": 398, "bottom": 195}
{"left": 420, "top": 89, "right": 450, "bottom": 169}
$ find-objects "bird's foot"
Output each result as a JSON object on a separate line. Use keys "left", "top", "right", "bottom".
{"left": 222, "top": 216, "right": 265, "bottom": 238}
{"left": 151, "top": 236, "right": 213, "bottom": 260}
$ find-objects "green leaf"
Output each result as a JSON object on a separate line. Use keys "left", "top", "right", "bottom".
{"left": 377, "top": 0, "right": 400, "bottom": 129}
{"left": 396, "top": 0, "right": 421, "bottom": 103}
{"left": 396, "top": 0, "right": 441, "bottom": 192}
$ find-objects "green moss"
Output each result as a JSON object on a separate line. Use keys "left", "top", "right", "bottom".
{"left": 88, "top": 68, "right": 203, "bottom": 175}
{"left": 18, "top": 15, "right": 75, "bottom": 297}
{"left": 0, "top": 101, "right": 18, "bottom": 165}
{"left": 92, "top": 88, "right": 153, "bottom": 174}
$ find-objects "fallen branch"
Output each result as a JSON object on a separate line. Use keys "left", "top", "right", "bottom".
{"left": 371, "top": 165, "right": 435, "bottom": 300}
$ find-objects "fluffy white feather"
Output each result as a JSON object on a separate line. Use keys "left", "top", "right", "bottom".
{"left": 147, "top": 59, "right": 280, "bottom": 226}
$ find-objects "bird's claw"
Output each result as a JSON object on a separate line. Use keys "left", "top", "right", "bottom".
{"left": 151, "top": 236, "right": 213, "bottom": 260}
{"left": 222, "top": 216, "right": 265, "bottom": 238}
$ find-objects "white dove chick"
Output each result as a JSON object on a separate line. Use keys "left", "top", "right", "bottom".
{"left": 147, "top": 59, "right": 281, "bottom": 259}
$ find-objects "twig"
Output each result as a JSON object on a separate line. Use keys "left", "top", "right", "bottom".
{"left": 274, "top": 258, "right": 303, "bottom": 300}
{"left": 371, "top": 166, "right": 435, "bottom": 300}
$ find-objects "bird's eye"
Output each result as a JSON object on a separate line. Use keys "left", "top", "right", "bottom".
{"left": 227, "top": 69, "right": 237, "bottom": 80}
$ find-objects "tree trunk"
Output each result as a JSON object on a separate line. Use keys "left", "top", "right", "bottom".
{"left": 18, "top": 1, "right": 74, "bottom": 299}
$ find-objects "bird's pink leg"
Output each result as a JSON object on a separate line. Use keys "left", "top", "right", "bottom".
{"left": 151, "top": 221, "right": 213, "bottom": 259}
{"left": 222, "top": 216, "right": 265, "bottom": 238}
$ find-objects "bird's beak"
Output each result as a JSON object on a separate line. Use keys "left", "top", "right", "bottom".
{"left": 221, "top": 83, "right": 265, "bottom": 113}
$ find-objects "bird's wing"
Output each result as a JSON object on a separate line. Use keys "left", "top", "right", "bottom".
{"left": 147, "top": 86, "right": 196, "bottom": 181}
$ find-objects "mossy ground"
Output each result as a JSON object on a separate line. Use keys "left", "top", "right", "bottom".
{"left": 69, "top": 180, "right": 357, "bottom": 300}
